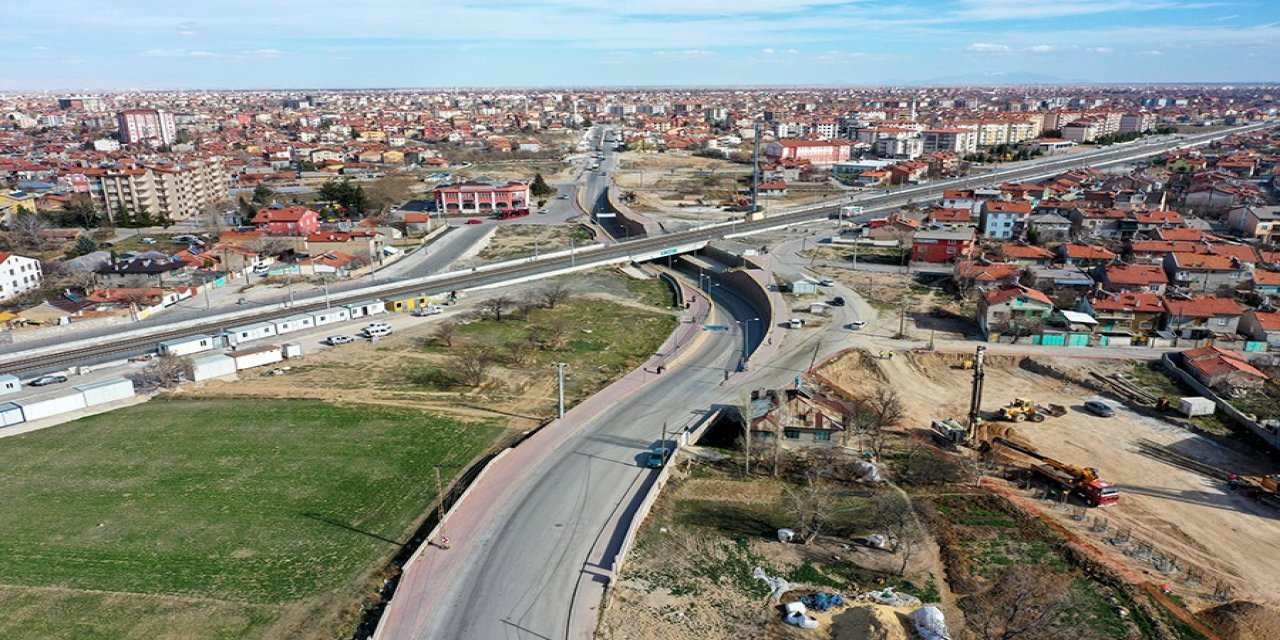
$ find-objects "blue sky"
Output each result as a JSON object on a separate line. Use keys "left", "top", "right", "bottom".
{"left": 5, "top": 0, "right": 1279, "bottom": 89}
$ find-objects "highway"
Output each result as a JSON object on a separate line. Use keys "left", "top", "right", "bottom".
{"left": 1, "top": 120, "right": 1269, "bottom": 375}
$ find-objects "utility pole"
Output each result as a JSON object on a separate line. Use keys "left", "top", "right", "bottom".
{"left": 898, "top": 305, "right": 906, "bottom": 338}
{"left": 555, "top": 362, "right": 567, "bottom": 419}
{"left": 434, "top": 466, "right": 448, "bottom": 548}
{"left": 750, "top": 122, "right": 761, "bottom": 216}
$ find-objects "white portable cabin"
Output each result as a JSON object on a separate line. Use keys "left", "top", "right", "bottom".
{"left": 223, "top": 321, "right": 278, "bottom": 347}
{"left": 158, "top": 334, "right": 216, "bottom": 357}
{"left": 191, "top": 354, "right": 237, "bottom": 381}
{"left": 0, "top": 402, "right": 23, "bottom": 427}
{"left": 75, "top": 377, "right": 135, "bottom": 407}
{"left": 230, "top": 345, "right": 284, "bottom": 371}
{"left": 16, "top": 390, "right": 87, "bottom": 422}
{"left": 344, "top": 299, "right": 386, "bottom": 319}
{"left": 0, "top": 374, "right": 21, "bottom": 396}
{"left": 310, "top": 307, "right": 351, "bottom": 327}
{"left": 282, "top": 343, "right": 303, "bottom": 359}
{"left": 272, "top": 314, "right": 316, "bottom": 336}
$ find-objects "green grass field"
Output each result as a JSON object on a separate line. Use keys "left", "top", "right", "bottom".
{"left": 0, "top": 398, "right": 500, "bottom": 639}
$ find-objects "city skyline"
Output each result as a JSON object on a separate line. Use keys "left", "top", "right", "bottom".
{"left": 5, "top": 0, "right": 1280, "bottom": 90}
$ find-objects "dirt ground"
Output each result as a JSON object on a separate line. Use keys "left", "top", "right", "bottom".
{"left": 475, "top": 224, "right": 593, "bottom": 261}
{"left": 818, "top": 349, "right": 1280, "bottom": 620}
{"left": 611, "top": 152, "right": 841, "bottom": 217}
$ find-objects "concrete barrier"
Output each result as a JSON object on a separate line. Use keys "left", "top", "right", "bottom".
{"left": 1161, "top": 353, "right": 1280, "bottom": 451}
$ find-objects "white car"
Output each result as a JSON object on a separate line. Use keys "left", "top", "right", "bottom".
{"left": 325, "top": 335, "right": 354, "bottom": 346}
{"left": 846, "top": 321, "right": 866, "bottom": 330}
{"left": 361, "top": 322, "right": 393, "bottom": 338}
{"left": 139, "top": 237, "right": 157, "bottom": 245}
{"left": 819, "top": 278, "right": 835, "bottom": 287}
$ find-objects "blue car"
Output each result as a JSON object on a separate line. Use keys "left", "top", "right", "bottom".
{"left": 644, "top": 447, "right": 671, "bottom": 469}
{"left": 1083, "top": 400, "right": 1115, "bottom": 417}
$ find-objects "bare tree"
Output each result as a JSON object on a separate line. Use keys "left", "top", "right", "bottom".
{"left": 479, "top": 294, "right": 514, "bottom": 322}
{"left": 849, "top": 387, "right": 905, "bottom": 459}
{"left": 872, "top": 490, "right": 920, "bottom": 576}
{"left": 505, "top": 340, "right": 533, "bottom": 367}
{"left": 431, "top": 320, "right": 458, "bottom": 348}
{"left": 966, "top": 565, "right": 1076, "bottom": 640}
{"left": 513, "top": 294, "right": 540, "bottom": 321}
{"left": 364, "top": 175, "right": 419, "bottom": 213}
{"left": 780, "top": 479, "right": 839, "bottom": 544}
{"left": 7, "top": 211, "right": 47, "bottom": 251}
{"left": 143, "top": 354, "right": 192, "bottom": 389}
{"left": 738, "top": 394, "right": 754, "bottom": 477}
{"left": 449, "top": 342, "right": 497, "bottom": 387}
{"left": 537, "top": 281, "right": 571, "bottom": 309}
{"left": 528, "top": 320, "right": 570, "bottom": 351}
{"left": 245, "top": 236, "right": 294, "bottom": 259}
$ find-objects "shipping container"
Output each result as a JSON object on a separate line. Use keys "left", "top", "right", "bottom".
{"left": 157, "top": 334, "right": 216, "bottom": 357}
{"left": 273, "top": 314, "right": 317, "bottom": 336}
{"left": 282, "top": 343, "right": 303, "bottom": 359}
{"left": 1179, "top": 396, "right": 1216, "bottom": 417}
{"left": 191, "top": 354, "right": 237, "bottom": 381}
{"left": 0, "top": 374, "right": 21, "bottom": 396}
{"left": 345, "top": 299, "right": 386, "bottom": 318}
{"left": 75, "top": 377, "right": 136, "bottom": 407}
{"left": 223, "top": 321, "right": 278, "bottom": 347}
{"left": 0, "top": 402, "right": 23, "bottom": 427}
{"left": 310, "top": 307, "right": 351, "bottom": 327}
{"left": 230, "top": 345, "right": 284, "bottom": 371}
{"left": 16, "top": 391, "right": 87, "bottom": 422}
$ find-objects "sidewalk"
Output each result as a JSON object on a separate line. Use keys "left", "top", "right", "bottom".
{"left": 374, "top": 281, "right": 712, "bottom": 640}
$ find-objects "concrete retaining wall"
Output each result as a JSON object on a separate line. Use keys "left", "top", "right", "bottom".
{"left": 1161, "top": 353, "right": 1280, "bottom": 451}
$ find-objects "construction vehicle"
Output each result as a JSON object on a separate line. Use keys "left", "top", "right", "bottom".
{"left": 993, "top": 437, "right": 1120, "bottom": 507}
{"left": 930, "top": 418, "right": 969, "bottom": 448}
{"left": 997, "top": 398, "right": 1068, "bottom": 423}
{"left": 1135, "top": 439, "right": 1280, "bottom": 509}
{"left": 1229, "top": 474, "right": 1280, "bottom": 508}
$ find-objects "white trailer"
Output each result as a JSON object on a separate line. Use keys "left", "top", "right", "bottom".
{"left": 158, "top": 334, "right": 217, "bottom": 357}
{"left": 1179, "top": 397, "right": 1216, "bottom": 417}
{"left": 230, "top": 345, "right": 284, "bottom": 371}
{"left": 16, "top": 391, "right": 87, "bottom": 422}
{"left": 272, "top": 314, "right": 316, "bottom": 336}
{"left": 0, "top": 402, "right": 23, "bottom": 427}
{"left": 282, "top": 343, "right": 303, "bottom": 359}
{"left": 310, "top": 307, "right": 351, "bottom": 327}
{"left": 191, "top": 354, "right": 237, "bottom": 381}
{"left": 224, "top": 321, "right": 278, "bottom": 347}
{"left": 75, "top": 377, "right": 136, "bottom": 407}
{"left": 0, "top": 374, "right": 21, "bottom": 396}
{"left": 344, "top": 299, "right": 386, "bottom": 319}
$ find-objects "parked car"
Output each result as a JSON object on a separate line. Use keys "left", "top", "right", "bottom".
{"left": 1083, "top": 400, "right": 1115, "bottom": 417}
{"left": 139, "top": 237, "right": 157, "bottom": 245}
{"left": 410, "top": 304, "right": 443, "bottom": 317}
{"left": 846, "top": 320, "right": 866, "bottom": 330}
{"left": 819, "top": 278, "right": 836, "bottom": 287}
{"left": 30, "top": 375, "right": 68, "bottom": 387}
{"left": 644, "top": 446, "right": 671, "bottom": 469}
{"left": 557, "top": 194, "right": 569, "bottom": 199}
{"left": 325, "top": 335, "right": 354, "bottom": 346}
{"left": 361, "top": 323, "right": 393, "bottom": 338}
{"left": 465, "top": 219, "right": 483, "bottom": 225}
{"left": 538, "top": 208, "right": 549, "bottom": 214}
{"left": 831, "top": 296, "right": 846, "bottom": 307}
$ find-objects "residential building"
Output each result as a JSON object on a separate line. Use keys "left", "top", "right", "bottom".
{"left": 1162, "top": 253, "right": 1247, "bottom": 295}
{"left": 981, "top": 200, "right": 1032, "bottom": 239}
{"left": 1099, "top": 264, "right": 1169, "bottom": 295}
{"left": 81, "top": 157, "right": 229, "bottom": 222}
{"left": 0, "top": 253, "right": 43, "bottom": 301}
{"left": 434, "top": 180, "right": 530, "bottom": 213}
{"left": 922, "top": 128, "right": 978, "bottom": 154}
{"left": 1250, "top": 270, "right": 1280, "bottom": 296}
{"left": 1058, "top": 243, "right": 1117, "bottom": 267}
{"left": 995, "top": 243, "right": 1055, "bottom": 266}
{"left": 117, "top": 109, "right": 177, "bottom": 145}
{"left": 93, "top": 255, "right": 189, "bottom": 288}
{"left": 747, "top": 387, "right": 851, "bottom": 449}
{"left": 0, "top": 190, "right": 39, "bottom": 224}
{"left": 978, "top": 284, "right": 1054, "bottom": 337}
{"left": 1162, "top": 296, "right": 1243, "bottom": 336}
{"left": 1026, "top": 213, "right": 1073, "bottom": 242}
{"left": 1239, "top": 309, "right": 1280, "bottom": 347}
{"left": 910, "top": 228, "right": 975, "bottom": 263}
{"left": 1078, "top": 292, "right": 1165, "bottom": 339}
{"left": 253, "top": 207, "right": 321, "bottom": 236}
{"left": 1180, "top": 346, "right": 1268, "bottom": 398}
{"left": 1225, "top": 205, "right": 1280, "bottom": 243}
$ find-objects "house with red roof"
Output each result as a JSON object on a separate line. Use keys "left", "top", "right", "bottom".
{"left": 1162, "top": 296, "right": 1244, "bottom": 336}
{"left": 954, "top": 261, "right": 1022, "bottom": 290}
{"left": 910, "top": 228, "right": 975, "bottom": 264}
{"left": 1240, "top": 309, "right": 1280, "bottom": 347}
{"left": 995, "top": 243, "right": 1055, "bottom": 266}
{"left": 978, "top": 284, "right": 1054, "bottom": 338}
{"left": 1162, "top": 252, "right": 1248, "bottom": 295}
{"left": 1099, "top": 264, "right": 1169, "bottom": 295}
{"left": 981, "top": 200, "right": 1032, "bottom": 239}
{"left": 1249, "top": 269, "right": 1280, "bottom": 296}
{"left": 1078, "top": 292, "right": 1165, "bottom": 339}
{"left": 253, "top": 206, "right": 320, "bottom": 236}
{"left": 1058, "top": 243, "right": 1117, "bottom": 267}
{"left": 1180, "top": 345, "right": 1268, "bottom": 398}
{"left": 927, "top": 207, "right": 976, "bottom": 229}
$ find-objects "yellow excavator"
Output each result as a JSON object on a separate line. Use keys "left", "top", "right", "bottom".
{"left": 997, "top": 398, "right": 1068, "bottom": 423}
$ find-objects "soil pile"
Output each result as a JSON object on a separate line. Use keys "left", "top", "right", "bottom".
{"left": 1200, "top": 601, "right": 1280, "bottom": 640}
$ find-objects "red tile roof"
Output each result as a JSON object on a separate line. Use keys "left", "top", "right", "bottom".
{"left": 1183, "top": 346, "right": 1268, "bottom": 380}
{"left": 983, "top": 284, "right": 1052, "bottom": 307}
{"left": 1162, "top": 296, "right": 1243, "bottom": 318}
{"left": 997, "top": 243, "right": 1055, "bottom": 260}
{"left": 1089, "top": 292, "right": 1164, "bottom": 313}
{"left": 1105, "top": 264, "right": 1168, "bottom": 286}
{"left": 253, "top": 206, "right": 317, "bottom": 224}
{"left": 1063, "top": 244, "right": 1117, "bottom": 260}
{"left": 1170, "top": 252, "right": 1238, "bottom": 271}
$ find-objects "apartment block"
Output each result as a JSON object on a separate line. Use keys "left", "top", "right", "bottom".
{"left": 82, "top": 156, "right": 228, "bottom": 222}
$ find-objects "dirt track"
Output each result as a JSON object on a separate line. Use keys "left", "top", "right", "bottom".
{"left": 819, "top": 349, "right": 1280, "bottom": 613}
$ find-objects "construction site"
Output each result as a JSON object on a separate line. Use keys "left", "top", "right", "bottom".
{"left": 816, "top": 347, "right": 1280, "bottom": 638}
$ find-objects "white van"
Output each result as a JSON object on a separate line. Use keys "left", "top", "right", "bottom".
{"left": 362, "top": 322, "right": 393, "bottom": 338}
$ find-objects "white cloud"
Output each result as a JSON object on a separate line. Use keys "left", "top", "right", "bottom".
{"left": 654, "top": 49, "right": 714, "bottom": 57}
{"left": 965, "top": 42, "right": 1012, "bottom": 53}
{"left": 953, "top": 0, "right": 1213, "bottom": 21}
{"left": 189, "top": 50, "right": 220, "bottom": 57}
{"left": 761, "top": 48, "right": 776, "bottom": 54}
{"left": 253, "top": 48, "right": 283, "bottom": 57}
{"left": 1087, "top": 46, "right": 1115, "bottom": 53}
{"left": 1138, "top": 49, "right": 1164, "bottom": 56}
{"left": 1026, "top": 44, "right": 1056, "bottom": 53}
{"left": 783, "top": 48, "right": 800, "bottom": 54}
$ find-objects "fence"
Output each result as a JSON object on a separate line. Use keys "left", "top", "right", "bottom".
{"left": 1161, "top": 353, "right": 1280, "bottom": 451}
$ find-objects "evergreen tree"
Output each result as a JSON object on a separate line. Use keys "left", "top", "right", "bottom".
{"left": 70, "top": 234, "right": 97, "bottom": 257}
{"left": 530, "top": 172, "right": 555, "bottom": 197}
{"left": 252, "top": 183, "right": 275, "bottom": 205}
{"left": 114, "top": 203, "right": 134, "bottom": 228}
{"left": 134, "top": 206, "right": 155, "bottom": 228}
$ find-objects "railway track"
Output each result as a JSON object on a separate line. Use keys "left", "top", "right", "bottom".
{"left": 4, "top": 121, "right": 1270, "bottom": 376}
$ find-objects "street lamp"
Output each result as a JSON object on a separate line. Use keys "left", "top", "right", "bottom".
{"left": 738, "top": 317, "right": 759, "bottom": 371}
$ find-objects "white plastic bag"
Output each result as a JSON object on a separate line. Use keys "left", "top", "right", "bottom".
{"left": 908, "top": 606, "right": 952, "bottom": 640}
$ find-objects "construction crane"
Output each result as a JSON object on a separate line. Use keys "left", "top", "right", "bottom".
{"left": 992, "top": 437, "right": 1121, "bottom": 507}
{"left": 966, "top": 346, "right": 986, "bottom": 441}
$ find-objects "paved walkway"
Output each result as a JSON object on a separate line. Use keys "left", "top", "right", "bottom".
{"left": 375, "top": 282, "right": 712, "bottom": 640}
